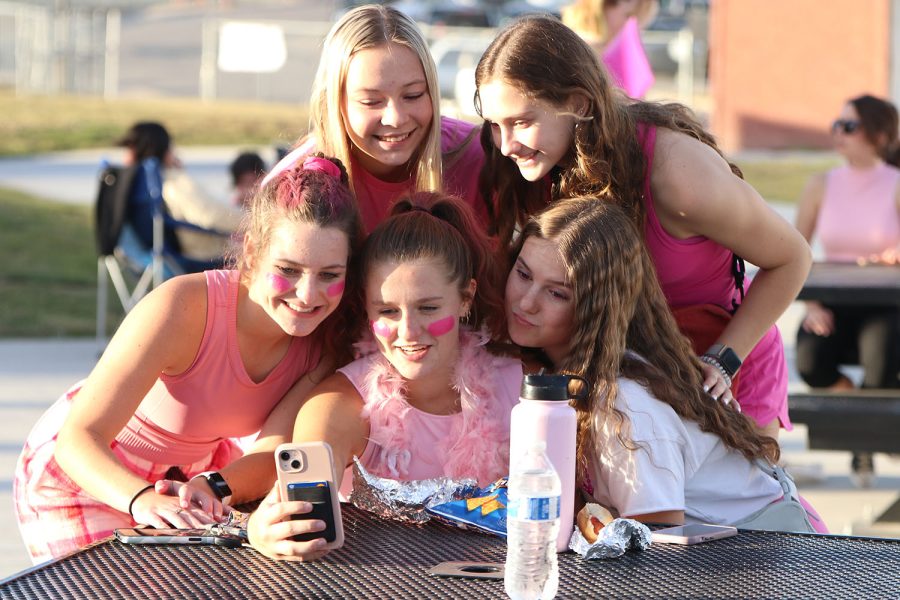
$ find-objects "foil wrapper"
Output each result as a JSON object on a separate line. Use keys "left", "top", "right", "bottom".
{"left": 205, "top": 509, "right": 250, "bottom": 541}
{"left": 348, "top": 457, "right": 478, "bottom": 523}
{"left": 568, "top": 518, "right": 652, "bottom": 560}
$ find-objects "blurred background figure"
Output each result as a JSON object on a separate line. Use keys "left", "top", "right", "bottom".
{"left": 562, "top": 0, "right": 658, "bottom": 98}
{"left": 229, "top": 151, "right": 266, "bottom": 209}
{"left": 794, "top": 94, "right": 900, "bottom": 484}
{"left": 120, "top": 122, "right": 243, "bottom": 263}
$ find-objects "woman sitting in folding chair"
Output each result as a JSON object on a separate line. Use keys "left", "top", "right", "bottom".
{"left": 14, "top": 155, "right": 363, "bottom": 563}
{"left": 118, "top": 121, "right": 242, "bottom": 273}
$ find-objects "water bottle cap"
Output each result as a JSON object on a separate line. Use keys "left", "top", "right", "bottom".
{"left": 520, "top": 373, "right": 589, "bottom": 401}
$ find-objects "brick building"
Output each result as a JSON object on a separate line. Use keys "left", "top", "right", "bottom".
{"left": 709, "top": 0, "right": 897, "bottom": 151}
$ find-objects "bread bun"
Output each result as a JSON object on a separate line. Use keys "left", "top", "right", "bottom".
{"left": 576, "top": 503, "right": 615, "bottom": 543}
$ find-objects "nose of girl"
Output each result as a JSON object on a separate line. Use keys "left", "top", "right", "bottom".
{"left": 294, "top": 276, "right": 316, "bottom": 304}
{"left": 381, "top": 100, "right": 407, "bottom": 128}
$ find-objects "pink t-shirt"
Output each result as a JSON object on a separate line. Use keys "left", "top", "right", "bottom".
{"left": 115, "top": 270, "right": 320, "bottom": 464}
{"left": 265, "top": 116, "right": 487, "bottom": 232}
{"left": 817, "top": 163, "right": 900, "bottom": 262}
{"left": 637, "top": 124, "right": 790, "bottom": 429}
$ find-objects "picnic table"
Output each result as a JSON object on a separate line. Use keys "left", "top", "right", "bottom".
{"left": 2, "top": 505, "right": 899, "bottom": 599}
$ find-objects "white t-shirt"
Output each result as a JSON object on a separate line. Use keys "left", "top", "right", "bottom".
{"left": 586, "top": 378, "right": 782, "bottom": 525}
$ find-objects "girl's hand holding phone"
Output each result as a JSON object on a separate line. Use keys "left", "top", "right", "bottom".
{"left": 246, "top": 485, "right": 330, "bottom": 562}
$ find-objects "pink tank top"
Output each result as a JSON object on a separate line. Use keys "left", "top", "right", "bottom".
{"left": 115, "top": 270, "right": 321, "bottom": 464}
{"left": 636, "top": 124, "right": 790, "bottom": 429}
{"left": 817, "top": 163, "right": 900, "bottom": 262}
{"left": 638, "top": 124, "right": 741, "bottom": 309}
{"left": 264, "top": 116, "right": 487, "bottom": 232}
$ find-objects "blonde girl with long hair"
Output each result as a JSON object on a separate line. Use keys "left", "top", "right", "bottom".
{"left": 265, "top": 4, "right": 487, "bottom": 232}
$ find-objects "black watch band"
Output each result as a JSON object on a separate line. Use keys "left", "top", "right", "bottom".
{"left": 704, "top": 344, "right": 742, "bottom": 377}
{"left": 203, "top": 472, "right": 233, "bottom": 500}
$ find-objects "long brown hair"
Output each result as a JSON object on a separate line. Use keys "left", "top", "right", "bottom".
{"left": 474, "top": 15, "right": 742, "bottom": 248}
{"left": 514, "top": 198, "right": 779, "bottom": 467}
{"left": 361, "top": 192, "right": 506, "bottom": 339}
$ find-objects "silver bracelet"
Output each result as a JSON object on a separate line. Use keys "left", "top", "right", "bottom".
{"left": 699, "top": 355, "right": 733, "bottom": 388}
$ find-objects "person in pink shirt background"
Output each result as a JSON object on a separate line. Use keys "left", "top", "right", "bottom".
{"left": 14, "top": 156, "right": 363, "bottom": 563}
{"left": 246, "top": 193, "right": 522, "bottom": 562}
{"left": 794, "top": 94, "right": 900, "bottom": 396}
{"left": 265, "top": 5, "right": 487, "bottom": 233}
{"left": 474, "top": 15, "right": 812, "bottom": 442}
{"left": 562, "top": 0, "right": 657, "bottom": 98}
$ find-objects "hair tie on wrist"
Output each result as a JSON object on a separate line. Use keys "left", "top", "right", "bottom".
{"left": 302, "top": 155, "right": 341, "bottom": 180}
{"left": 128, "top": 484, "right": 155, "bottom": 519}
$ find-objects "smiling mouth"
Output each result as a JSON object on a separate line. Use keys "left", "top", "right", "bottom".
{"left": 395, "top": 344, "right": 430, "bottom": 359}
{"left": 376, "top": 131, "right": 413, "bottom": 143}
{"left": 285, "top": 301, "right": 321, "bottom": 316}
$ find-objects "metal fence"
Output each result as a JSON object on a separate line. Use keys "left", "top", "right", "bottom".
{"left": 0, "top": 1, "right": 122, "bottom": 97}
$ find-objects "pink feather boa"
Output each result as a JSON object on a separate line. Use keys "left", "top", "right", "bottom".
{"left": 353, "top": 328, "right": 513, "bottom": 486}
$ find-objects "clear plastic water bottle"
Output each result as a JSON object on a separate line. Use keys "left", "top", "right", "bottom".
{"left": 505, "top": 441, "right": 560, "bottom": 600}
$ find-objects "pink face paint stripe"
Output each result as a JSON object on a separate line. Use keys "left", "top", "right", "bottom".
{"left": 426, "top": 315, "right": 455, "bottom": 337}
{"left": 266, "top": 273, "right": 292, "bottom": 294}
{"left": 326, "top": 281, "right": 345, "bottom": 298}
{"left": 371, "top": 320, "right": 392, "bottom": 337}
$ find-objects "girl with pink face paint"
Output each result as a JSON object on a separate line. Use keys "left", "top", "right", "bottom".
{"left": 14, "top": 156, "right": 364, "bottom": 564}
{"left": 247, "top": 192, "right": 525, "bottom": 562}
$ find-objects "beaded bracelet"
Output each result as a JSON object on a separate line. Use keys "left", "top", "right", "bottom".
{"left": 699, "top": 355, "right": 733, "bottom": 388}
{"left": 128, "top": 484, "right": 155, "bottom": 519}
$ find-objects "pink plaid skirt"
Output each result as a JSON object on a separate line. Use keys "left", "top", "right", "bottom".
{"left": 14, "top": 385, "right": 243, "bottom": 564}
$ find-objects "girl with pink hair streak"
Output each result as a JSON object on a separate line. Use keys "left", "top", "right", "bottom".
{"left": 14, "top": 156, "right": 363, "bottom": 563}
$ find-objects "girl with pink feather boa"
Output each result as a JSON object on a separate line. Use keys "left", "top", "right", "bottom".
{"left": 247, "top": 192, "right": 523, "bottom": 562}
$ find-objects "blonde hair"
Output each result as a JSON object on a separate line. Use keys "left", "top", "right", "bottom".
{"left": 308, "top": 4, "right": 443, "bottom": 195}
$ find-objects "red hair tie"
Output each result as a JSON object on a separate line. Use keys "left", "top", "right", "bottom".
{"left": 302, "top": 155, "right": 341, "bottom": 180}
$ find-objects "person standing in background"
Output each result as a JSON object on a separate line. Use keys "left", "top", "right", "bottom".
{"left": 562, "top": 0, "right": 658, "bottom": 98}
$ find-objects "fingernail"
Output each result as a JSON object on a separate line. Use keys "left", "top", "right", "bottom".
{"left": 315, "top": 520, "right": 326, "bottom": 531}
{"left": 314, "top": 538, "right": 327, "bottom": 549}
{"left": 703, "top": 384, "right": 710, "bottom": 393}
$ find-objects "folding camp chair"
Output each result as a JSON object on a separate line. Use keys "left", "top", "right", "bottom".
{"left": 94, "top": 158, "right": 228, "bottom": 347}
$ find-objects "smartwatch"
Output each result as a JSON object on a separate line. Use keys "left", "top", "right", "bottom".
{"left": 197, "top": 471, "right": 233, "bottom": 503}
{"left": 703, "top": 344, "right": 742, "bottom": 377}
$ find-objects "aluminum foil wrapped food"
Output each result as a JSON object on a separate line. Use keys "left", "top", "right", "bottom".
{"left": 348, "top": 457, "right": 479, "bottom": 523}
{"left": 568, "top": 518, "right": 652, "bottom": 560}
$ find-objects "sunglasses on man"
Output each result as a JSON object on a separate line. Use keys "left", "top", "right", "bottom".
{"left": 832, "top": 119, "right": 860, "bottom": 134}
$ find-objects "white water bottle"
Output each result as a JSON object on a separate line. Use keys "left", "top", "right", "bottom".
{"left": 505, "top": 441, "right": 560, "bottom": 600}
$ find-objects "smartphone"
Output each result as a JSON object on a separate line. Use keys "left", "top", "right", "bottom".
{"left": 651, "top": 524, "right": 738, "bottom": 545}
{"left": 275, "top": 442, "right": 344, "bottom": 550}
{"left": 115, "top": 527, "right": 243, "bottom": 548}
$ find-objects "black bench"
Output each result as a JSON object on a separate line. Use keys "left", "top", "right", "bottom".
{"left": 788, "top": 390, "right": 900, "bottom": 454}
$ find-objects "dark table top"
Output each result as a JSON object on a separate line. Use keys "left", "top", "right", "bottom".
{"left": 797, "top": 262, "right": 900, "bottom": 306}
{"left": 3, "top": 506, "right": 900, "bottom": 599}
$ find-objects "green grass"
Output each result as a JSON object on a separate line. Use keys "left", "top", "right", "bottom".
{"left": 0, "top": 91, "right": 310, "bottom": 156}
{"left": 0, "top": 187, "right": 124, "bottom": 336}
{"left": 737, "top": 156, "right": 840, "bottom": 205}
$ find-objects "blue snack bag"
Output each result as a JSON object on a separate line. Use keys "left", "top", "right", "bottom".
{"left": 426, "top": 477, "right": 508, "bottom": 537}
